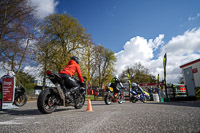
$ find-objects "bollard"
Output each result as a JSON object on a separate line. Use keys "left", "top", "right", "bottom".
{"left": 153, "top": 94, "right": 160, "bottom": 102}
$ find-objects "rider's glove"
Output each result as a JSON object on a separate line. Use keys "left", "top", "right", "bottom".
{"left": 80, "top": 82, "right": 84, "bottom": 87}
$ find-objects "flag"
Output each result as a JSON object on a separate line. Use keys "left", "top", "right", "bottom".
{"left": 158, "top": 74, "right": 161, "bottom": 89}
{"left": 127, "top": 68, "right": 131, "bottom": 88}
{"left": 163, "top": 53, "right": 167, "bottom": 81}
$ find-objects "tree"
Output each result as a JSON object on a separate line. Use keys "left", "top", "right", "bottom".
{"left": 120, "top": 63, "right": 156, "bottom": 83}
{"left": 94, "top": 46, "right": 116, "bottom": 88}
{"left": 0, "top": 0, "right": 38, "bottom": 81}
{"left": 16, "top": 70, "right": 35, "bottom": 91}
{"left": 36, "top": 13, "right": 90, "bottom": 88}
{"left": 0, "top": 0, "right": 35, "bottom": 54}
{"left": 79, "top": 42, "right": 101, "bottom": 88}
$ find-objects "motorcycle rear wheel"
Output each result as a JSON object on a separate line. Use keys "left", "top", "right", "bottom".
{"left": 74, "top": 94, "right": 85, "bottom": 109}
{"left": 14, "top": 94, "right": 27, "bottom": 107}
{"left": 104, "top": 94, "right": 112, "bottom": 105}
{"left": 131, "top": 97, "right": 136, "bottom": 103}
{"left": 37, "top": 89, "right": 57, "bottom": 114}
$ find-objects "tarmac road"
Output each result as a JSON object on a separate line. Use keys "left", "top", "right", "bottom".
{"left": 0, "top": 100, "right": 200, "bottom": 133}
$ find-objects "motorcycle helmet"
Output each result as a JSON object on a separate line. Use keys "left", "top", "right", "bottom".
{"left": 114, "top": 75, "right": 119, "bottom": 79}
{"left": 71, "top": 56, "right": 79, "bottom": 64}
{"left": 131, "top": 83, "right": 137, "bottom": 87}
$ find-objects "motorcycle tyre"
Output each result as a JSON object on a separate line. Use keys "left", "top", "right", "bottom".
{"left": 131, "top": 99, "right": 136, "bottom": 103}
{"left": 142, "top": 97, "right": 147, "bottom": 103}
{"left": 104, "top": 94, "right": 112, "bottom": 105}
{"left": 14, "top": 94, "right": 27, "bottom": 107}
{"left": 118, "top": 96, "right": 123, "bottom": 104}
{"left": 74, "top": 94, "right": 85, "bottom": 109}
{"left": 37, "top": 89, "right": 57, "bottom": 114}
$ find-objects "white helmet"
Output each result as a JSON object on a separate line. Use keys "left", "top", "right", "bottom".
{"left": 131, "top": 83, "right": 137, "bottom": 87}
{"left": 8, "top": 71, "right": 15, "bottom": 77}
{"left": 114, "top": 75, "right": 118, "bottom": 79}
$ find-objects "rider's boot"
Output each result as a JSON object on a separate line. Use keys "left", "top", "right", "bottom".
{"left": 64, "top": 87, "right": 73, "bottom": 102}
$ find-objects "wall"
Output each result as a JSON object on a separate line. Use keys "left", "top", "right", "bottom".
{"left": 182, "top": 61, "right": 200, "bottom": 87}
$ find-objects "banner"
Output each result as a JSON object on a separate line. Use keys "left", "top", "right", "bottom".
{"left": 163, "top": 53, "right": 167, "bottom": 81}
{"left": 158, "top": 74, "right": 161, "bottom": 89}
{"left": 2, "top": 77, "right": 18, "bottom": 109}
{"left": 2, "top": 77, "right": 15, "bottom": 102}
{"left": 0, "top": 81, "right": 2, "bottom": 110}
{"left": 163, "top": 53, "right": 168, "bottom": 101}
{"left": 127, "top": 68, "right": 131, "bottom": 88}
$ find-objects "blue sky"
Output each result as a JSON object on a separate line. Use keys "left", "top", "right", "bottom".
{"left": 51, "top": 0, "right": 200, "bottom": 83}
{"left": 56, "top": 0, "right": 200, "bottom": 53}
{"left": 2, "top": 0, "right": 200, "bottom": 83}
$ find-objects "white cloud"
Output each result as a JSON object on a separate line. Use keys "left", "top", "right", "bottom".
{"left": 23, "top": 65, "right": 43, "bottom": 80}
{"left": 0, "top": 62, "right": 9, "bottom": 78}
{"left": 188, "top": 13, "right": 200, "bottom": 21}
{"left": 115, "top": 34, "right": 164, "bottom": 74}
{"left": 29, "top": 0, "right": 59, "bottom": 19}
{"left": 115, "top": 28, "right": 200, "bottom": 83}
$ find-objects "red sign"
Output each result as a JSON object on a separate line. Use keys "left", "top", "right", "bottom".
{"left": 2, "top": 77, "right": 14, "bottom": 102}
{"left": 192, "top": 68, "right": 198, "bottom": 73}
{"left": 139, "top": 83, "right": 158, "bottom": 86}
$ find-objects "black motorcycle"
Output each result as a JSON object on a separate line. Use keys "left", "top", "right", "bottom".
{"left": 37, "top": 70, "right": 86, "bottom": 114}
{"left": 14, "top": 86, "right": 28, "bottom": 107}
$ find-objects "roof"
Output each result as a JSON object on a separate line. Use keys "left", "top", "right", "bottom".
{"left": 180, "top": 58, "right": 200, "bottom": 68}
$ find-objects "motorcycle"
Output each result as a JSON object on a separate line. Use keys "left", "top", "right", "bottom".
{"left": 130, "top": 83, "right": 150, "bottom": 103}
{"left": 14, "top": 86, "right": 27, "bottom": 107}
{"left": 104, "top": 87, "right": 123, "bottom": 105}
{"left": 37, "top": 70, "right": 86, "bottom": 114}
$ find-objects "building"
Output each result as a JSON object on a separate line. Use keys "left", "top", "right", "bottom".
{"left": 180, "top": 58, "right": 200, "bottom": 98}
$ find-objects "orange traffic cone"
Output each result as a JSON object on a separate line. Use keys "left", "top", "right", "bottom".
{"left": 86, "top": 99, "right": 93, "bottom": 112}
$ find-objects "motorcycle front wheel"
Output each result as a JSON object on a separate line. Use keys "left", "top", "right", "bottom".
{"left": 142, "top": 97, "right": 147, "bottom": 103}
{"left": 104, "top": 94, "right": 112, "bottom": 105}
{"left": 14, "top": 94, "right": 27, "bottom": 107}
{"left": 118, "top": 95, "right": 123, "bottom": 104}
{"left": 37, "top": 89, "right": 57, "bottom": 114}
{"left": 74, "top": 94, "right": 85, "bottom": 109}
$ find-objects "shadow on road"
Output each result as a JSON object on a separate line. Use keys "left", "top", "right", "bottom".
{"left": 89, "top": 103, "right": 107, "bottom": 106}
{"left": 1, "top": 109, "right": 42, "bottom": 116}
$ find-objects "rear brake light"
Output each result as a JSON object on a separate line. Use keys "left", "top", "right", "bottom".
{"left": 46, "top": 70, "right": 52, "bottom": 75}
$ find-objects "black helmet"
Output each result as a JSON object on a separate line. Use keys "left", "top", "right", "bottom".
{"left": 71, "top": 56, "right": 79, "bottom": 64}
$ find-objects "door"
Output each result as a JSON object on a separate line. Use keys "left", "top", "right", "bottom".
{"left": 184, "top": 67, "right": 196, "bottom": 97}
